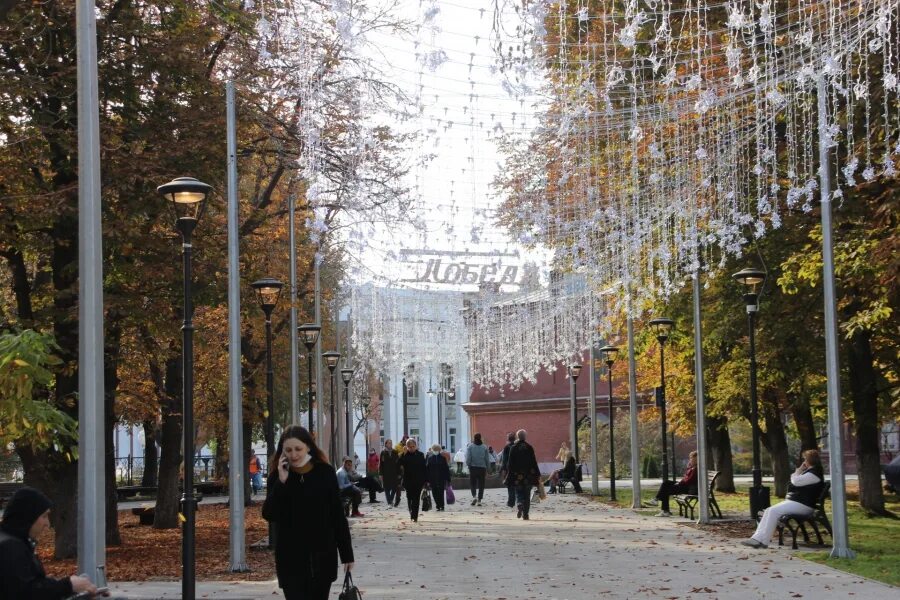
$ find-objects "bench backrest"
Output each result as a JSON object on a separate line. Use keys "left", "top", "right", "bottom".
{"left": 574, "top": 464, "right": 583, "bottom": 482}
{"left": 816, "top": 481, "right": 831, "bottom": 511}
{"left": 707, "top": 471, "right": 720, "bottom": 495}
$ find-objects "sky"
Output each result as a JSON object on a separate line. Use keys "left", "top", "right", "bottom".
{"left": 343, "top": 0, "right": 552, "bottom": 291}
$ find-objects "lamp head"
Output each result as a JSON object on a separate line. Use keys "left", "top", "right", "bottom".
{"left": 568, "top": 363, "right": 583, "bottom": 381}
{"left": 157, "top": 176, "right": 212, "bottom": 236}
{"left": 250, "top": 277, "right": 283, "bottom": 316}
{"left": 448, "top": 389, "right": 456, "bottom": 400}
{"left": 732, "top": 267, "right": 767, "bottom": 312}
{"left": 323, "top": 350, "right": 341, "bottom": 372}
{"left": 298, "top": 323, "right": 321, "bottom": 350}
{"left": 648, "top": 317, "right": 675, "bottom": 343}
{"left": 340, "top": 367, "right": 354, "bottom": 385}
{"left": 599, "top": 344, "right": 619, "bottom": 366}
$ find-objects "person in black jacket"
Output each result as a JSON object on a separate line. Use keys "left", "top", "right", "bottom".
{"left": 397, "top": 438, "right": 427, "bottom": 522}
{"left": 425, "top": 443, "right": 451, "bottom": 511}
{"left": 262, "top": 425, "right": 354, "bottom": 599}
{"left": 379, "top": 439, "right": 400, "bottom": 507}
{"left": 0, "top": 486, "right": 98, "bottom": 599}
{"left": 498, "top": 432, "right": 516, "bottom": 508}
{"left": 506, "top": 429, "right": 541, "bottom": 520}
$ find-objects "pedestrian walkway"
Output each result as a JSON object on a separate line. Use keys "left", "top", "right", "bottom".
{"left": 108, "top": 487, "right": 894, "bottom": 599}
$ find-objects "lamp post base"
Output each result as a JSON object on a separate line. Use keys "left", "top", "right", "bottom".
{"left": 749, "top": 485, "right": 770, "bottom": 521}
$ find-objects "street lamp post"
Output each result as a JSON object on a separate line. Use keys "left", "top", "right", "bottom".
{"left": 732, "top": 267, "right": 771, "bottom": 520}
{"left": 298, "top": 324, "right": 321, "bottom": 434}
{"left": 250, "top": 277, "right": 282, "bottom": 547}
{"left": 157, "top": 176, "right": 211, "bottom": 600}
{"left": 341, "top": 367, "right": 355, "bottom": 456}
{"left": 599, "top": 345, "right": 619, "bottom": 501}
{"left": 323, "top": 351, "right": 341, "bottom": 463}
{"left": 649, "top": 318, "right": 674, "bottom": 484}
{"left": 567, "top": 363, "right": 583, "bottom": 464}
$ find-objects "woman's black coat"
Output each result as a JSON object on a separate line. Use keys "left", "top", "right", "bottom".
{"left": 379, "top": 448, "right": 400, "bottom": 487}
{"left": 425, "top": 453, "right": 451, "bottom": 488}
{"left": 262, "top": 461, "right": 354, "bottom": 587}
{"left": 398, "top": 450, "right": 427, "bottom": 489}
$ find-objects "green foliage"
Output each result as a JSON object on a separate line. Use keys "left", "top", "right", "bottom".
{"left": 0, "top": 330, "right": 78, "bottom": 452}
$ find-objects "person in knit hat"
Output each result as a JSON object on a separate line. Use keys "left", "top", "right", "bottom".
{"left": 0, "top": 486, "right": 99, "bottom": 598}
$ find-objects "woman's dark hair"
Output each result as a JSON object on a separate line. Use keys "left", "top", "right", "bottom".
{"left": 269, "top": 425, "right": 329, "bottom": 473}
{"left": 565, "top": 455, "right": 576, "bottom": 468}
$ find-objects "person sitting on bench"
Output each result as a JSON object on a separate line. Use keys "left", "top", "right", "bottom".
{"left": 336, "top": 457, "right": 365, "bottom": 517}
{"left": 348, "top": 460, "right": 384, "bottom": 503}
{"left": 547, "top": 455, "right": 580, "bottom": 493}
{"left": 741, "top": 449, "right": 824, "bottom": 549}
{"left": 653, "top": 451, "right": 698, "bottom": 516}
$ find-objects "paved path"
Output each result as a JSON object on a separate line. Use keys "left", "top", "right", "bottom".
{"left": 109, "top": 487, "right": 894, "bottom": 599}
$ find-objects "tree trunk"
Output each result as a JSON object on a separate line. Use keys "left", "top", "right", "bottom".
{"left": 760, "top": 395, "right": 792, "bottom": 498}
{"left": 104, "top": 315, "right": 122, "bottom": 546}
{"left": 706, "top": 415, "right": 735, "bottom": 492}
{"left": 154, "top": 354, "right": 183, "bottom": 529}
{"left": 788, "top": 392, "right": 819, "bottom": 451}
{"left": 847, "top": 328, "right": 886, "bottom": 514}
{"left": 141, "top": 419, "right": 159, "bottom": 487}
{"left": 243, "top": 420, "right": 254, "bottom": 507}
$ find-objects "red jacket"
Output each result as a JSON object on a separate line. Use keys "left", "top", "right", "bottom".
{"left": 679, "top": 465, "right": 697, "bottom": 488}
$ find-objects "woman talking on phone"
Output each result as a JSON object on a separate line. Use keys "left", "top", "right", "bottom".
{"left": 262, "top": 425, "right": 354, "bottom": 599}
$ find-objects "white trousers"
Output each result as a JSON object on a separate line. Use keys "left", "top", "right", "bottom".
{"left": 751, "top": 499, "right": 814, "bottom": 544}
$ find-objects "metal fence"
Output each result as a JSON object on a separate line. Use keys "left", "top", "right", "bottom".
{"left": 114, "top": 455, "right": 222, "bottom": 485}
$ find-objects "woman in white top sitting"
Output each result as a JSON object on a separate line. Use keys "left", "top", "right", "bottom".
{"left": 741, "top": 449, "right": 825, "bottom": 549}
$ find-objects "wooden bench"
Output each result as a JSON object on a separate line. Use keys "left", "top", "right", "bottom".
{"left": 674, "top": 471, "right": 723, "bottom": 520}
{"left": 557, "top": 464, "right": 583, "bottom": 494}
{"left": 0, "top": 482, "right": 25, "bottom": 510}
{"left": 116, "top": 485, "right": 158, "bottom": 501}
{"left": 130, "top": 505, "right": 155, "bottom": 525}
{"left": 777, "top": 482, "right": 832, "bottom": 550}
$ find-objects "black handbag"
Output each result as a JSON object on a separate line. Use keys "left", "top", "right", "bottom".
{"left": 339, "top": 571, "right": 363, "bottom": 600}
{"left": 420, "top": 487, "right": 432, "bottom": 512}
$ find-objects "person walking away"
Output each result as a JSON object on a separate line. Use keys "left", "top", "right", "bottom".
{"left": 453, "top": 447, "right": 466, "bottom": 476}
{"left": 556, "top": 442, "right": 570, "bottom": 464}
{"left": 0, "top": 487, "right": 99, "bottom": 599}
{"left": 652, "top": 451, "right": 698, "bottom": 516}
{"left": 380, "top": 439, "right": 400, "bottom": 507}
{"left": 440, "top": 445, "right": 452, "bottom": 465}
{"left": 499, "top": 432, "right": 517, "bottom": 508}
{"left": 336, "top": 458, "right": 366, "bottom": 517}
{"left": 249, "top": 450, "right": 264, "bottom": 496}
{"left": 741, "top": 449, "right": 825, "bottom": 549}
{"left": 366, "top": 448, "right": 379, "bottom": 478}
{"left": 488, "top": 446, "right": 498, "bottom": 474}
{"left": 426, "top": 443, "right": 451, "bottom": 511}
{"left": 398, "top": 438, "right": 427, "bottom": 522}
{"left": 465, "top": 433, "right": 491, "bottom": 505}
{"left": 507, "top": 429, "right": 541, "bottom": 520}
{"left": 262, "top": 425, "right": 354, "bottom": 599}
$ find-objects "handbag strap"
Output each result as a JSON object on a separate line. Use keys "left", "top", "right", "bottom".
{"left": 343, "top": 570, "right": 354, "bottom": 590}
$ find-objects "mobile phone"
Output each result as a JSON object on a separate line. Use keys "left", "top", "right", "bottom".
{"left": 96, "top": 587, "right": 111, "bottom": 597}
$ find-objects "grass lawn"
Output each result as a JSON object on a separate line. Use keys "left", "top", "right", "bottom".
{"left": 590, "top": 480, "right": 900, "bottom": 587}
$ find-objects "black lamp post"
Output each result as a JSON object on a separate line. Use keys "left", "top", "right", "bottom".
{"left": 599, "top": 345, "right": 619, "bottom": 500}
{"left": 323, "top": 351, "right": 341, "bottom": 463}
{"left": 341, "top": 367, "right": 355, "bottom": 456}
{"left": 359, "top": 394, "right": 372, "bottom": 464}
{"left": 250, "top": 280, "right": 283, "bottom": 444}
{"left": 732, "top": 267, "right": 770, "bottom": 520}
{"left": 567, "top": 363, "right": 583, "bottom": 464}
{"left": 250, "top": 277, "right": 283, "bottom": 533}
{"left": 158, "top": 176, "right": 211, "bottom": 600}
{"left": 649, "top": 318, "right": 674, "bottom": 483}
{"left": 298, "top": 323, "right": 321, "bottom": 434}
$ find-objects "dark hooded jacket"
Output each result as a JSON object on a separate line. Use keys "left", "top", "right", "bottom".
{"left": 0, "top": 487, "right": 74, "bottom": 600}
